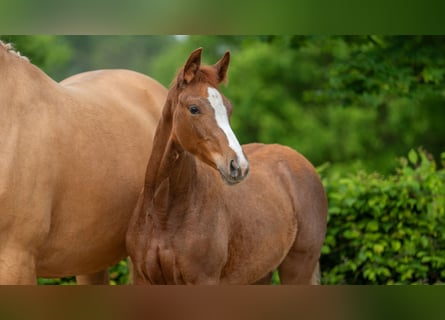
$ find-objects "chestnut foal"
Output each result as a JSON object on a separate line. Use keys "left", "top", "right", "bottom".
{"left": 127, "top": 48, "right": 327, "bottom": 284}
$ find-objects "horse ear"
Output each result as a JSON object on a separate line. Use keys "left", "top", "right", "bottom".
{"left": 181, "top": 47, "right": 202, "bottom": 85}
{"left": 214, "top": 51, "right": 230, "bottom": 84}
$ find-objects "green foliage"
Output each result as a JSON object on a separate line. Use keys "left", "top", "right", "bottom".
{"left": 37, "top": 276, "right": 76, "bottom": 285}
{"left": 272, "top": 270, "right": 281, "bottom": 285}
{"left": 61, "top": 36, "right": 176, "bottom": 80}
{"left": 109, "top": 259, "right": 130, "bottom": 285}
{"left": 321, "top": 149, "right": 445, "bottom": 284}
{"left": 305, "top": 36, "right": 445, "bottom": 105}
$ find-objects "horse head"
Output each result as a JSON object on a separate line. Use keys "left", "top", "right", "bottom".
{"left": 170, "top": 48, "right": 249, "bottom": 185}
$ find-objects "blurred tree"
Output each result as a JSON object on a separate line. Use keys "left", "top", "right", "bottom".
{"left": 301, "top": 36, "right": 445, "bottom": 171}
{"left": 62, "top": 36, "right": 176, "bottom": 79}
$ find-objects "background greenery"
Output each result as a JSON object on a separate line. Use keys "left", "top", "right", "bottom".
{"left": 3, "top": 35, "right": 444, "bottom": 284}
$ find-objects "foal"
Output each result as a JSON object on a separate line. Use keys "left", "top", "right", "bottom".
{"left": 126, "top": 48, "right": 327, "bottom": 284}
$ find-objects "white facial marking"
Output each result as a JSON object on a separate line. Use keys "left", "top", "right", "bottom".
{"left": 207, "top": 87, "right": 248, "bottom": 167}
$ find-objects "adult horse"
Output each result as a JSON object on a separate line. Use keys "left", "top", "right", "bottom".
{"left": 127, "top": 48, "right": 328, "bottom": 284}
{"left": 0, "top": 40, "right": 167, "bottom": 284}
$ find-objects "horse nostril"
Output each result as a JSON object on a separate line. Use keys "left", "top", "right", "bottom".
{"left": 230, "top": 159, "right": 240, "bottom": 178}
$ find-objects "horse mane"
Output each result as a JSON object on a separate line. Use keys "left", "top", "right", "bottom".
{"left": 0, "top": 40, "right": 30, "bottom": 62}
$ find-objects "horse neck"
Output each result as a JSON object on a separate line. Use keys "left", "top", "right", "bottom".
{"left": 144, "top": 94, "right": 197, "bottom": 207}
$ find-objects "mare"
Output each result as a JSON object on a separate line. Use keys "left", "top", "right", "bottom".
{"left": 126, "top": 48, "right": 328, "bottom": 284}
{"left": 0, "top": 40, "right": 167, "bottom": 284}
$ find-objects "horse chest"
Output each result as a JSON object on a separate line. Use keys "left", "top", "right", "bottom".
{"left": 141, "top": 239, "right": 221, "bottom": 285}
{"left": 139, "top": 207, "right": 228, "bottom": 284}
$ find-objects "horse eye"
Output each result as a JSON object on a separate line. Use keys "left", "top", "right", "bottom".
{"left": 189, "top": 105, "right": 200, "bottom": 115}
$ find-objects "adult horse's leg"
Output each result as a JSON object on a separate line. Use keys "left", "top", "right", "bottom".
{"left": 0, "top": 246, "right": 37, "bottom": 284}
{"left": 76, "top": 270, "right": 109, "bottom": 285}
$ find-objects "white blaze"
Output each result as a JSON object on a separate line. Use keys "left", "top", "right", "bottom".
{"left": 207, "top": 87, "right": 248, "bottom": 167}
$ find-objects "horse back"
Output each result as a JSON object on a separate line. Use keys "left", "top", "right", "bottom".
{"left": 243, "top": 142, "right": 327, "bottom": 219}
{"left": 60, "top": 69, "right": 166, "bottom": 118}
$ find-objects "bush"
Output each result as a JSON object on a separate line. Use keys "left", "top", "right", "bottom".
{"left": 321, "top": 149, "right": 445, "bottom": 284}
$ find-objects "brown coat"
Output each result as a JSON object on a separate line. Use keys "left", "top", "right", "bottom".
{"left": 127, "top": 48, "right": 327, "bottom": 284}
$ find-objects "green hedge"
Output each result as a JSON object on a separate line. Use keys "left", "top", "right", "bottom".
{"left": 320, "top": 149, "right": 445, "bottom": 284}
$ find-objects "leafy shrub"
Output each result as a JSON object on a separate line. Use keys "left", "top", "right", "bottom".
{"left": 321, "top": 149, "right": 445, "bottom": 284}
{"left": 37, "top": 276, "right": 76, "bottom": 285}
{"left": 109, "top": 259, "right": 130, "bottom": 285}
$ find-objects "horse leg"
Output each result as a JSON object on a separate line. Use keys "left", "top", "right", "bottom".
{"left": 278, "top": 187, "right": 326, "bottom": 284}
{"left": 278, "top": 245, "right": 321, "bottom": 285}
{"left": 76, "top": 270, "right": 109, "bottom": 285}
{"left": 0, "top": 246, "right": 37, "bottom": 284}
{"left": 310, "top": 261, "right": 321, "bottom": 284}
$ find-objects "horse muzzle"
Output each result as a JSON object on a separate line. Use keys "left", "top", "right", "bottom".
{"left": 219, "top": 157, "right": 250, "bottom": 185}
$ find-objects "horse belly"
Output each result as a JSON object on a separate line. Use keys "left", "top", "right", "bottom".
{"left": 35, "top": 109, "right": 156, "bottom": 277}
{"left": 36, "top": 173, "right": 141, "bottom": 277}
